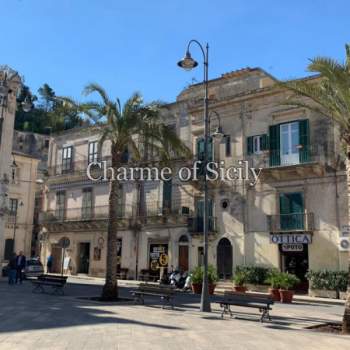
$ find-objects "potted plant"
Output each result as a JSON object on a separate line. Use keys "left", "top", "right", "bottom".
{"left": 265, "top": 269, "right": 282, "bottom": 301}
{"left": 190, "top": 265, "right": 218, "bottom": 295}
{"left": 232, "top": 270, "right": 248, "bottom": 292}
{"left": 279, "top": 273, "right": 300, "bottom": 303}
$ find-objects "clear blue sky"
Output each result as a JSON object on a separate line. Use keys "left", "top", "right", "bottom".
{"left": 2, "top": 0, "right": 349, "bottom": 104}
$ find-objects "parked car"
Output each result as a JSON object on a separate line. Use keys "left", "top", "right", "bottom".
{"left": 2, "top": 258, "right": 44, "bottom": 278}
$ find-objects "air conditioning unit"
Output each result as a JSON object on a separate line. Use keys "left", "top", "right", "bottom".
{"left": 339, "top": 237, "right": 350, "bottom": 251}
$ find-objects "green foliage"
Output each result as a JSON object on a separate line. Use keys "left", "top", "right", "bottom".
{"left": 306, "top": 270, "right": 348, "bottom": 292}
{"left": 265, "top": 268, "right": 282, "bottom": 289}
{"left": 279, "top": 272, "right": 300, "bottom": 290}
{"left": 15, "top": 83, "right": 87, "bottom": 134}
{"left": 232, "top": 269, "right": 249, "bottom": 286}
{"left": 235, "top": 265, "right": 270, "bottom": 285}
{"left": 191, "top": 265, "right": 219, "bottom": 284}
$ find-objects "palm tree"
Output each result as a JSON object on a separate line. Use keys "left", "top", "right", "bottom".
{"left": 280, "top": 44, "right": 350, "bottom": 334}
{"left": 63, "top": 84, "right": 190, "bottom": 300}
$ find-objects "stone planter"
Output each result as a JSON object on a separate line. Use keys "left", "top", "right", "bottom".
{"left": 268, "top": 288, "right": 281, "bottom": 301}
{"left": 279, "top": 289, "right": 294, "bottom": 303}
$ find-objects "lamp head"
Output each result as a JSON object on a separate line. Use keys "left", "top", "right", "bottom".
{"left": 177, "top": 51, "right": 198, "bottom": 71}
{"left": 211, "top": 126, "right": 224, "bottom": 139}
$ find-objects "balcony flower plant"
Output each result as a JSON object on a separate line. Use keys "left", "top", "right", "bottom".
{"left": 232, "top": 270, "right": 249, "bottom": 292}
{"left": 265, "top": 269, "right": 282, "bottom": 301}
{"left": 279, "top": 272, "right": 300, "bottom": 303}
{"left": 191, "top": 265, "right": 218, "bottom": 295}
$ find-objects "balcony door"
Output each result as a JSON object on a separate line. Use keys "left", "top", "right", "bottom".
{"left": 196, "top": 199, "right": 213, "bottom": 232}
{"left": 280, "top": 192, "right": 304, "bottom": 230}
{"left": 280, "top": 122, "right": 299, "bottom": 165}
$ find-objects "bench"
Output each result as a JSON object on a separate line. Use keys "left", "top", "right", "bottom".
{"left": 216, "top": 291, "right": 274, "bottom": 322}
{"left": 32, "top": 274, "right": 68, "bottom": 295}
{"left": 131, "top": 283, "right": 175, "bottom": 309}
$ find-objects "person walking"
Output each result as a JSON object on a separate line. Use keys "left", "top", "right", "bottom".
{"left": 15, "top": 251, "right": 26, "bottom": 284}
{"left": 47, "top": 254, "right": 53, "bottom": 273}
{"left": 7, "top": 253, "right": 17, "bottom": 285}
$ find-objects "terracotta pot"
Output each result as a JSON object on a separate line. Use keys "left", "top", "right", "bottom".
{"left": 191, "top": 283, "right": 202, "bottom": 294}
{"left": 191, "top": 283, "right": 216, "bottom": 295}
{"left": 279, "top": 289, "right": 294, "bottom": 303}
{"left": 269, "top": 288, "right": 281, "bottom": 301}
{"left": 233, "top": 285, "right": 247, "bottom": 293}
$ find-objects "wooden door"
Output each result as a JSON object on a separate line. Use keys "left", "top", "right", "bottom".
{"left": 179, "top": 245, "right": 189, "bottom": 272}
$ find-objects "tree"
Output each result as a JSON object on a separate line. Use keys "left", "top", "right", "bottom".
{"left": 63, "top": 84, "right": 190, "bottom": 300}
{"left": 281, "top": 44, "right": 350, "bottom": 334}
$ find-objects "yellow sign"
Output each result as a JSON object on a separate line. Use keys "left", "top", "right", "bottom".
{"left": 159, "top": 253, "right": 168, "bottom": 266}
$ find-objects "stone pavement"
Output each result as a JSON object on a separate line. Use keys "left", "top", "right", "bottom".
{"left": 0, "top": 277, "right": 349, "bottom": 350}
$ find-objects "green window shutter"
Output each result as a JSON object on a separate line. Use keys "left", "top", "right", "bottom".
{"left": 197, "top": 138, "right": 205, "bottom": 160}
{"left": 280, "top": 192, "right": 304, "bottom": 230}
{"left": 299, "top": 119, "right": 310, "bottom": 163}
{"left": 162, "top": 179, "right": 172, "bottom": 212}
{"left": 247, "top": 136, "right": 253, "bottom": 155}
{"left": 269, "top": 125, "right": 280, "bottom": 166}
{"left": 261, "top": 134, "right": 269, "bottom": 150}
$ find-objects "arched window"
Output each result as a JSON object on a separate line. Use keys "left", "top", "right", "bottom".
{"left": 179, "top": 235, "right": 189, "bottom": 243}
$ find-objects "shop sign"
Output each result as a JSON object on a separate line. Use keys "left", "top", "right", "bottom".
{"left": 281, "top": 243, "right": 304, "bottom": 252}
{"left": 149, "top": 244, "right": 168, "bottom": 271}
{"left": 270, "top": 233, "right": 312, "bottom": 244}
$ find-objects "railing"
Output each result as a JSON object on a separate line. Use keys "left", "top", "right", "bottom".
{"left": 268, "top": 144, "right": 325, "bottom": 168}
{"left": 187, "top": 216, "right": 217, "bottom": 234}
{"left": 267, "top": 212, "right": 314, "bottom": 232}
{"left": 40, "top": 203, "right": 188, "bottom": 224}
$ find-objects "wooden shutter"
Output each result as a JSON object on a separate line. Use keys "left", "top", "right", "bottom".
{"left": 269, "top": 125, "right": 280, "bottom": 166}
{"left": 247, "top": 136, "right": 253, "bottom": 155}
{"left": 162, "top": 179, "right": 172, "bottom": 213}
{"left": 261, "top": 134, "right": 269, "bottom": 150}
{"left": 299, "top": 119, "right": 310, "bottom": 163}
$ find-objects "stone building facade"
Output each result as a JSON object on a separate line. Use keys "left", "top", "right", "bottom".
{"left": 40, "top": 67, "right": 349, "bottom": 286}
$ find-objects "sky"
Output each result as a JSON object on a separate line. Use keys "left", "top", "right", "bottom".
{"left": 1, "top": 0, "right": 349, "bottom": 104}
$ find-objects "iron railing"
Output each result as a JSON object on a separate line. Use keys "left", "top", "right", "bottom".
{"left": 187, "top": 216, "right": 217, "bottom": 234}
{"left": 267, "top": 212, "right": 314, "bottom": 232}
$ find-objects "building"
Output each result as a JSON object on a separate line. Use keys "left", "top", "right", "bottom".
{"left": 0, "top": 66, "right": 42, "bottom": 263}
{"left": 40, "top": 67, "right": 349, "bottom": 287}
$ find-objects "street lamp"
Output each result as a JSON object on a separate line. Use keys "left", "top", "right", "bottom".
{"left": 178, "top": 40, "right": 211, "bottom": 312}
{"left": 209, "top": 111, "right": 224, "bottom": 139}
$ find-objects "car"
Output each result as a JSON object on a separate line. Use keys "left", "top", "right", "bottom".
{"left": 1, "top": 258, "right": 44, "bottom": 278}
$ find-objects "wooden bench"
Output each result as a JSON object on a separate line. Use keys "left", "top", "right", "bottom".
{"left": 32, "top": 274, "right": 68, "bottom": 295}
{"left": 216, "top": 291, "right": 274, "bottom": 322}
{"left": 131, "top": 283, "right": 175, "bottom": 309}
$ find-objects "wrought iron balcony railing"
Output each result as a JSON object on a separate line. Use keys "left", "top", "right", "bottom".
{"left": 267, "top": 212, "right": 314, "bottom": 232}
{"left": 187, "top": 216, "right": 217, "bottom": 234}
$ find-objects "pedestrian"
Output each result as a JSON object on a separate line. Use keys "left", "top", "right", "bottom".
{"left": 15, "top": 251, "right": 26, "bottom": 284}
{"left": 47, "top": 254, "right": 53, "bottom": 273}
{"left": 7, "top": 253, "right": 17, "bottom": 285}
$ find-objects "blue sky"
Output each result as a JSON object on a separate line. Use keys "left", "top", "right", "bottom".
{"left": 2, "top": 0, "right": 349, "bottom": 104}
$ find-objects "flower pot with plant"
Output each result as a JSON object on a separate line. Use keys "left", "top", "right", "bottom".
{"left": 232, "top": 270, "right": 248, "bottom": 292}
{"left": 190, "top": 265, "right": 218, "bottom": 295}
{"left": 265, "top": 269, "right": 282, "bottom": 301}
{"left": 279, "top": 273, "right": 300, "bottom": 303}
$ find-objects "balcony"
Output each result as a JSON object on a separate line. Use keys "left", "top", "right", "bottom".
{"left": 188, "top": 216, "right": 217, "bottom": 235}
{"left": 267, "top": 212, "right": 314, "bottom": 232}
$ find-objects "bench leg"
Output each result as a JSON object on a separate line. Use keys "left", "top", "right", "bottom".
{"left": 134, "top": 295, "right": 144, "bottom": 305}
{"left": 161, "top": 296, "right": 173, "bottom": 310}
{"left": 221, "top": 304, "right": 232, "bottom": 319}
{"left": 260, "top": 308, "right": 271, "bottom": 323}
{"left": 32, "top": 284, "right": 44, "bottom": 294}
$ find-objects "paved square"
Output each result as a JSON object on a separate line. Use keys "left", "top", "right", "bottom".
{"left": 0, "top": 277, "right": 348, "bottom": 349}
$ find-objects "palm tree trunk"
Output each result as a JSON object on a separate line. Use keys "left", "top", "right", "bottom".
{"left": 101, "top": 147, "right": 121, "bottom": 300}
{"left": 342, "top": 148, "right": 350, "bottom": 333}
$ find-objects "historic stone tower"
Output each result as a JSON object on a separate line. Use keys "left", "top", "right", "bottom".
{"left": 0, "top": 66, "right": 22, "bottom": 261}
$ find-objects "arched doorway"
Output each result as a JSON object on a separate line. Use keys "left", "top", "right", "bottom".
{"left": 178, "top": 235, "right": 189, "bottom": 272}
{"left": 217, "top": 238, "right": 233, "bottom": 279}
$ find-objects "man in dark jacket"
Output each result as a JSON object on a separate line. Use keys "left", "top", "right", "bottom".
{"left": 15, "top": 251, "right": 26, "bottom": 284}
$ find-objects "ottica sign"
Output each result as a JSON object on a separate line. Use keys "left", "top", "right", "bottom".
{"left": 270, "top": 233, "right": 312, "bottom": 244}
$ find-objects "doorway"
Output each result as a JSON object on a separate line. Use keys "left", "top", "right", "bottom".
{"left": 280, "top": 244, "right": 309, "bottom": 292}
{"left": 178, "top": 235, "right": 189, "bottom": 272}
{"left": 51, "top": 245, "right": 62, "bottom": 273}
{"left": 78, "top": 243, "right": 90, "bottom": 274}
{"left": 217, "top": 238, "right": 233, "bottom": 279}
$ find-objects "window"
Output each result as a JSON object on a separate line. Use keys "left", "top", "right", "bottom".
{"left": 9, "top": 198, "right": 18, "bottom": 216}
{"left": 55, "top": 191, "right": 66, "bottom": 221}
{"left": 195, "top": 198, "right": 214, "bottom": 232}
{"left": 225, "top": 135, "right": 231, "bottom": 157}
{"left": 88, "top": 141, "right": 99, "bottom": 164}
{"left": 62, "top": 146, "right": 73, "bottom": 173}
{"left": 247, "top": 134, "right": 268, "bottom": 155}
{"left": 82, "top": 188, "right": 93, "bottom": 219}
{"left": 162, "top": 179, "right": 172, "bottom": 213}
{"left": 279, "top": 192, "right": 304, "bottom": 230}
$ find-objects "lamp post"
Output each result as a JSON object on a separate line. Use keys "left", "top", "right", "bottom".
{"left": 178, "top": 40, "right": 211, "bottom": 312}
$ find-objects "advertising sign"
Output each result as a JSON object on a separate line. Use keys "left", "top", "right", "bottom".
{"left": 270, "top": 233, "right": 312, "bottom": 244}
{"left": 149, "top": 244, "right": 168, "bottom": 272}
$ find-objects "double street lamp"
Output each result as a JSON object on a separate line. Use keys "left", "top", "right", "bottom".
{"left": 178, "top": 40, "right": 220, "bottom": 312}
